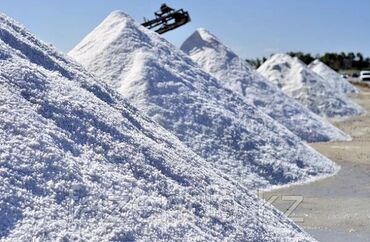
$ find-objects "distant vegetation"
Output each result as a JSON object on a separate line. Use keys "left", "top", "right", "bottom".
{"left": 248, "top": 52, "right": 370, "bottom": 71}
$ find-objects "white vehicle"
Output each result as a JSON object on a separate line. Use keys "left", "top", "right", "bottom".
{"left": 360, "top": 71, "right": 370, "bottom": 81}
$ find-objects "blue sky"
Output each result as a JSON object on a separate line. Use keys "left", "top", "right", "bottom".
{"left": 1, "top": 0, "right": 369, "bottom": 59}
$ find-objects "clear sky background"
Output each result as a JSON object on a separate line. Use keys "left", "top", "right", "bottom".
{"left": 1, "top": 0, "right": 369, "bottom": 59}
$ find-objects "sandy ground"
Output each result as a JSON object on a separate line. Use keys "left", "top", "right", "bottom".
{"left": 265, "top": 86, "right": 370, "bottom": 242}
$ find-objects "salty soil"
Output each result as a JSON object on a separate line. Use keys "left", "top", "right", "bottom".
{"left": 265, "top": 86, "right": 370, "bottom": 241}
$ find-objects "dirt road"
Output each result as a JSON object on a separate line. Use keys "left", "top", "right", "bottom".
{"left": 265, "top": 86, "right": 370, "bottom": 241}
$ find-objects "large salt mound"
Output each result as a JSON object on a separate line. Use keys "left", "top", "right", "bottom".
{"left": 0, "top": 12, "right": 315, "bottom": 241}
{"left": 70, "top": 11, "right": 339, "bottom": 191}
{"left": 309, "top": 59, "right": 359, "bottom": 94}
{"left": 258, "top": 54, "right": 363, "bottom": 118}
{"left": 180, "top": 28, "right": 349, "bottom": 142}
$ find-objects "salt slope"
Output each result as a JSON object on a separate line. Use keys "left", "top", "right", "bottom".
{"left": 258, "top": 54, "right": 363, "bottom": 118}
{"left": 0, "top": 12, "right": 315, "bottom": 241}
{"left": 70, "top": 11, "right": 339, "bottom": 191}
{"left": 180, "top": 29, "right": 349, "bottom": 142}
{"left": 309, "top": 59, "right": 358, "bottom": 94}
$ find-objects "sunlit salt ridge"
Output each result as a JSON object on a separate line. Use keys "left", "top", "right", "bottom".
{"left": 258, "top": 53, "right": 363, "bottom": 118}
{"left": 0, "top": 12, "right": 316, "bottom": 241}
{"left": 180, "top": 28, "right": 350, "bottom": 142}
{"left": 70, "top": 11, "right": 339, "bottom": 192}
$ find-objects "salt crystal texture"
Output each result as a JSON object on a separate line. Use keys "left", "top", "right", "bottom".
{"left": 0, "top": 12, "right": 315, "bottom": 241}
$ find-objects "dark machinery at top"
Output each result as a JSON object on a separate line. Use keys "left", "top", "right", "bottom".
{"left": 142, "top": 4, "right": 191, "bottom": 34}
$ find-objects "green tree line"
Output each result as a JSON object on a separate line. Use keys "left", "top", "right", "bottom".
{"left": 248, "top": 52, "right": 370, "bottom": 71}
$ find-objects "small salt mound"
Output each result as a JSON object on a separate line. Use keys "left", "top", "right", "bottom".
{"left": 70, "top": 11, "right": 339, "bottom": 191}
{"left": 181, "top": 28, "right": 350, "bottom": 142}
{"left": 309, "top": 59, "right": 358, "bottom": 94}
{"left": 0, "top": 12, "right": 315, "bottom": 241}
{"left": 258, "top": 53, "right": 363, "bottom": 118}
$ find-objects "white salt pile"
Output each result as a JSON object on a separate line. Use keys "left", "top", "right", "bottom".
{"left": 70, "top": 11, "right": 339, "bottom": 191}
{"left": 0, "top": 12, "right": 316, "bottom": 241}
{"left": 258, "top": 54, "right": 363, "bottom": 118}
{"left": 180, "top": 28, "right": 350, "bottom": 142}
{"left": 309, "top": 59, "right": 358, "bottom": 94}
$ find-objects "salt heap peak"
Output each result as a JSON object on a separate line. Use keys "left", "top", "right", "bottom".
{"left": 181, "top": 28, "right": 350, "bottom": 142}
{"left": 309, "top": 59, "right": 358, "bottom": 94}
{"left": 0, "top": 12, "right": 315, "bottom": 241}
{"left": 70, "top": 11, "right": 340, "bottom": 191}
{"left": 258, "top": 53, "right": 363, "bottom": 118}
